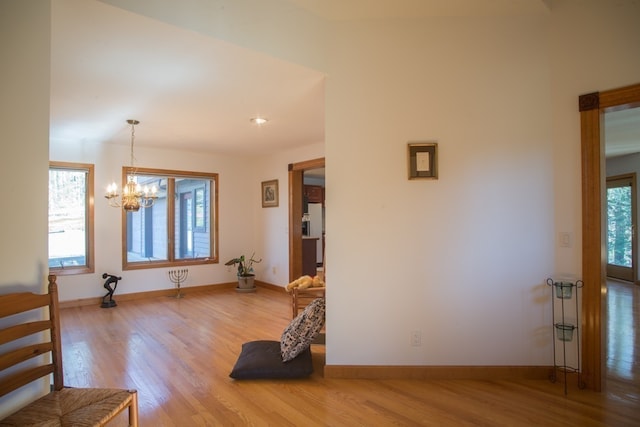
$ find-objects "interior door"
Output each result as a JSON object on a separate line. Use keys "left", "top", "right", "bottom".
{"left": 288, "top": 158, "right": 325, "bottom": 281}
{"left": 606, "top": 174, "right": 636, "bottom": 282}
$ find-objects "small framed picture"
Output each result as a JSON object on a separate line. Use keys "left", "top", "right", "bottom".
{"left": 261, "top": 179, "right": 279, "bottom": 207}
{"left": 408, "top": 142, "right": 438, "bottom": 180}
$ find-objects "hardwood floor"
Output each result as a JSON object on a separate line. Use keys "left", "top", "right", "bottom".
{"left": 606, "top": 280, "right": 640, "bottom": 399}
{"left": 59, "top": 286, "right": 639, "bottom": 426}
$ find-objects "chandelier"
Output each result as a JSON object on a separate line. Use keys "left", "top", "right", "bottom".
{"left": 105, "top": 119, "right": 157, "bottom": 212}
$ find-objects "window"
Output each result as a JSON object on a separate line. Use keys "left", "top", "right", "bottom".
{"left": 123, "top": 167, "right": 218, "bottom": 270}
{"left": 48, "top": 162, "right": 94, "bottom": 275}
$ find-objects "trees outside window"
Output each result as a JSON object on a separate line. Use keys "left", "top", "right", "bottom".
{"left": 49, "top": 162, "right": 94, "bottom": 275}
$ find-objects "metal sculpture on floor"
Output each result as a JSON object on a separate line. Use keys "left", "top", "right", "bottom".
{"left": 101, "top": 273, "right": 121, "bottom": 308}
{"left": 168, "top": 269, "right": 188, "bottom": 299}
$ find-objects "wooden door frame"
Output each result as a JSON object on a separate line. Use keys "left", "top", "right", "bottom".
{"left": 580, "top": 82, "right": 640, "bottom": 391}
{"left": 288, "top": 157, "right": 325, "bottom": 282}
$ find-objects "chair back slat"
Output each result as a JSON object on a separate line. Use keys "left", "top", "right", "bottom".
{"left": 0, "top": 320, "right": 51, "bottom": 346}
{"left": 0, "top": 293, "right": 50, "bottom": 318}
{"left": 0, "top": 342, "right": 54, "bottom": 372}
{"left": 0, "top": 275, "right": 63, "bottom": 397}
{"left": 0, "top": 364, "right": 55, "bottom": 397}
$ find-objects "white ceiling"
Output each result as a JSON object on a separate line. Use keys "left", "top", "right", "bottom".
{"left": 605, "top": 107, "right": 640, "bottom": 158}
{"left": 51, "top": 0, "right": 326, "bottom": 156}
{"left": 287, "top": 0, "right": 551, "bottom": 20}
{"left": 50, "top": 0, "right": 638, "bottom": 158}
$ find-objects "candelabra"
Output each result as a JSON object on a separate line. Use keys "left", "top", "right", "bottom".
{"left": 168, "top": 269, "right": 188, "bottom": 298}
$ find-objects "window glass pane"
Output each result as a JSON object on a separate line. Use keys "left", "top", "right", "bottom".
{"left": 126, "top": 175, "right": 168, "bottom": 263}
{"left": 123, "top": 168, "right": 217, "bottom": 269}
{"left": 49, "top": 168, "right": 87, "bottom": 269}
{"left": 175, "top": 178, "right": 211, "bottom": 260}
{"left": 607, "top": 185, "right": 633, "bottom": 267}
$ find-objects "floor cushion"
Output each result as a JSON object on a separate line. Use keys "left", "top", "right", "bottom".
{"left": 229, "top": 340, "right": 313, "bottom": 379}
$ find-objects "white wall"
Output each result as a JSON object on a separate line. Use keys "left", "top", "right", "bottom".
{"left": 0, "top": 0, "right": 52, "bottom": 418}
{"left": 324, "top": 14, "right": 555, "bottom": 365}
{"left": 549, "top": 0, "right": 640, "bottom": 277}
{"left": 321, "top": 0, "right": 640, "bottom": 367}
{"left": 0, "top": 1, "right": 50, "bottom": 287}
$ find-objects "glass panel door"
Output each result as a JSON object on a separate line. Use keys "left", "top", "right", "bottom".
{"left": 606, "top": 174, "right": 636, "bottom": 281}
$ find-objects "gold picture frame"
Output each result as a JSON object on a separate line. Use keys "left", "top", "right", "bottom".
{"left": 408, "top": 142, "right": 438, "bottom": 180}
{"left": 261, "top": 179, "right": 279, "bottom": 207}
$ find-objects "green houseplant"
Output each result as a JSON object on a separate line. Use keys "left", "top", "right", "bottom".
{"left": 225, "top": 253, "right": 262, "bottom": 291}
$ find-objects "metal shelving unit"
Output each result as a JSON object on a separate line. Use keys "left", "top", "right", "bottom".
{"left": 546, "top": 277, "right": 585, "bottom": 394}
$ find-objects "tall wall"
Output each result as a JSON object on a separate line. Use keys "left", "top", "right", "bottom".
{"left": 0, "top": 0, "right": 52, "bottom": 418}
{"left": 324, "top": 13, "right": 555, "bottom": 365}
{"left": 549, "top": 0, "right": 640, "bottom": 277}
{"left": 321, "top": 0, "right": 640, "bottom": 367}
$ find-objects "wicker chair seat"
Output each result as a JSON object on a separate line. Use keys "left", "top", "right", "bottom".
{"left": 1, "top": 387, "right": 136, "bottom": 427}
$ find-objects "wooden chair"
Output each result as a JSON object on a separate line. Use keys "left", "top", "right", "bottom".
{"left": 291, "top": 287, "right": 326, "bottom": 319}
{"left": 291, "top": 245, "right": 327, "bottom": 318}
{"left": 0, "top": 275, "right": 138, "bottom": 426}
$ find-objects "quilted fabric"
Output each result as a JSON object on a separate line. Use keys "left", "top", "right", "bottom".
{"left": 280, "top": 297, "right": 325, "bottom": 362}
{"left": 0, "top": 387, "right": 134, "bottom": 427}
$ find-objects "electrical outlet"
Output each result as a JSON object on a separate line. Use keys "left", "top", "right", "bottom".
{"left": 272, "top": 266, "right": 277, "bottom": 275}
{"left": 411, "top": 330, "right": 421, "bottom": 347}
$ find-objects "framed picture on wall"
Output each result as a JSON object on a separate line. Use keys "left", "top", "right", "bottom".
{"left": 408, "top": 142, "right": 438, "bottom": 180}
{"left": 261, "top": 179, "right": 279, "bottom": 207}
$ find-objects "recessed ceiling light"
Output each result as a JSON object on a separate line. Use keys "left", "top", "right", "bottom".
{"left": 250, "top": 117, "right": 268, "bottom": 125}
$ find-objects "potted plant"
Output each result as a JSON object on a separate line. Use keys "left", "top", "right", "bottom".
{"left": 225, "top": 253, "right": 262, "bottom": 292}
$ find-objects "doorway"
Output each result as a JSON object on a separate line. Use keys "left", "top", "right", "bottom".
{"left": 580, "top": 82, "right": 640, "bottom": 391}
{"left": 288, "top": 157, "right": 325, "bottom": 282}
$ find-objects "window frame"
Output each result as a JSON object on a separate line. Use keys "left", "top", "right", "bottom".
{"left": 121, "top": 167, "right": 219, "bottom": 270}
{"left": 48, "top": 161, "right": 95, "bottom": 276}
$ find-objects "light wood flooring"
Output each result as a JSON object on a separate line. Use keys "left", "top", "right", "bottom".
{"left": 606, "top": 280, "right": 640, "bottom": 400}
{"left": 59, "top": 285, "right": 639, "bottom": 426}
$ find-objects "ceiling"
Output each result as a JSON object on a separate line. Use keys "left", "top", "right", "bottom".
{"left": 50, "top": 0, "right": 638, "bottom": 158}
{"left": 605, "top": 107, "right": 640, "bottom": 158}
{"left": 287, "top": 0, "right": 551, "bottom": 20}
{"left": 50, "top": 0, "right": 326, "bottom": 156}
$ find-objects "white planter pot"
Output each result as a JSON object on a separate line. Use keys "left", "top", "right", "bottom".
{"left": 237, "top": 275, "right": 256, "bottom": 292}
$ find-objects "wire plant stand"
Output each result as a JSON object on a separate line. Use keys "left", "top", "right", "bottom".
{"left": 546, "top": 277, "right": 585, "bottom": 394}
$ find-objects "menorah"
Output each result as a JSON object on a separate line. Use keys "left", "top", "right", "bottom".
{"left": 168, "top": 268, "right": 188, "bottom": 298}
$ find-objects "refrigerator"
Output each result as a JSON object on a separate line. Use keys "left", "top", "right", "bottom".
{"left": 307, "top": 202, "right": 324, "bottom": 264}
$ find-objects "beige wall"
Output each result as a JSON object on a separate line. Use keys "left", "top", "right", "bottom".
{"left": 0, "top": 0, "right": 52, "bottom": 418}
{"left": 325, "top": 13, "right": 555, "bottom": 365}
{"left": 549, "top": 0, "right": 640, "bottom": 277}
{"left": 0, "top": 1, "right": 50, "bottom": 287}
